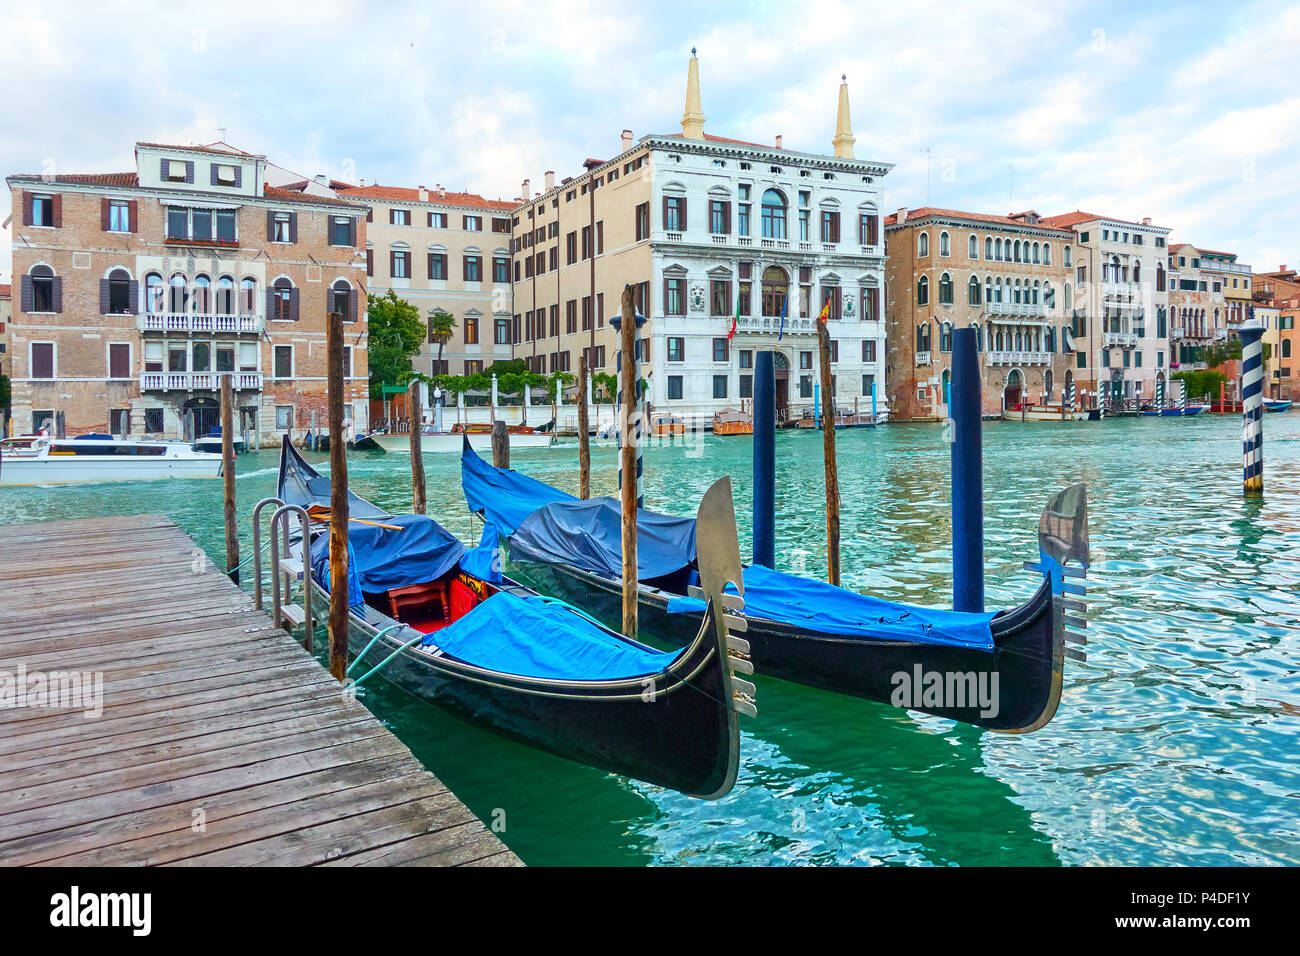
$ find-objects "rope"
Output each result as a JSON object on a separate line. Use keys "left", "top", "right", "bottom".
{"left": 346, "top": 624, "right": 405, "bottom": 677}
{"left": 350, "top": 632, "right": 427, "bottom": 688}
{"left": 225, "top": 535, "right": 272, "bottom": 575}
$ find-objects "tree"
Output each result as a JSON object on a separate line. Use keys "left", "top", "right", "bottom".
{"left": 1172, "top": 369, "right": 1227, "bottom": 401}
{"left": 428, "top": 309, "right": 456, "bottom": 374}
{"left": 366, "top": 290, "right": 426, "bottom": 399}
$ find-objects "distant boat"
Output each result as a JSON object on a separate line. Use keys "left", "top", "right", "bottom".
{"left": 712, "top": 408, "right": 753, "bottom": 436}
{"left": 1263, "top": 398, "right": 1293, "bottom": 413}
{"left": 194, "top": 425, "right": 246, "bottom": 454}
{"left": 1002, "top": 403, "right": 1089, "bottom": 422}
{"left": 650, "top": 413, "right": 686, "bottom": 437}
{"left": 373, "top": 420, "right": 556, "bottom": 454}
{"left": 1, "top": 435, "right": 222, "bottom": 486}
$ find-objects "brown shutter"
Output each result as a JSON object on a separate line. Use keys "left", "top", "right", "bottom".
{"left": 99, "top": 278, "right": 110, "bottom": 314}
{"left": 22, "top": 191, "right": 32, "bottom": 225}
{"left": 267, "top": 210, "right": 276, "bottom": 241}
{"left": 51, "top": 194, "right": 62, "bottom": 228}
{"left": 663, "top": 278, "right": 670, "bottom": 314}
{"left": 266, "top": 289, "right": 276, "bottom": 318}
{"left": 31, "top": 343, "right": 53, "bottom": 378}
{"left": 680, "top": 197, "right": 687, "bottom": 231}
{"left": 289, "top": 288, "right": 300, "bottom": 322}
{"left": 52, "top": 277, "right": 63, "bottom": 313}
{"left": 349, "top": 289, "right": 358, "bottom": 323}
{"left": 351, "top": 216, "right": 359, "bottom": 247}
{"left": 101, "top": 198, "right": 111, "bottom": 231}
{"left": 366, "top": 206, "right": 373, "bottom": 223}
{"left": 366, "top": 249, "right": 373, "bottom": 276}
{"left": 20, "top": 274, "right": 33, "bottom": 312}
{"left": 110, "top": 344, "right": 129, "bottom": 379}
{"left": 128, "top": 200, "right": 139, "bottom": 233}
{"left": 129, "top": 279, "right": 140, "bottom": 314}
{"left": 288, "top": 212, "right": 298, "bottom": 243}
{"left": 662, "top": 197, "right": 669, "bottom": 231}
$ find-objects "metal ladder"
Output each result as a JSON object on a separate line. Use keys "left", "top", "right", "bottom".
{"left": 252, "top": 496, "right": 315, "bottom": 650}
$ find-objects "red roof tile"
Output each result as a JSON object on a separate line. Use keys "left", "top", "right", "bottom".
{"left": 884, "top": 206, "right": 1073, "bottom": 235}
{"left": 664, "top": 132, "right": 781, "bottom": 150}
{"left": 1040, "top": 210, "right": 1164, "bottom": 230}
{"left": 337, "top": 183, "right": 514, "bottom": 211}
{"left": 9, "top": 172, "right": 139, "bottom": 186}
{"left": 263, "top": 185, "right": 363, "bottom": 207}
{"left": 135, "top": 141, "right": 261, "bottom": 157}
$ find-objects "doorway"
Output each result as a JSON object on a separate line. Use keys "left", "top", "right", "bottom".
{"left": 183, "top": 396, "right": 221, "bottom": 441}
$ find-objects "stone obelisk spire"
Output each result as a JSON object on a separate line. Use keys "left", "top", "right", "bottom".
{"left": 681, "top": 47, "right": 706, "bottom": 140}
{"left": 832, "top": 74, "right": 856, "bottom": 158}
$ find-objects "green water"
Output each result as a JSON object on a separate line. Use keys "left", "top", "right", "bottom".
{"left": 6, "top": 415, "right": 1298, "bottom": 866}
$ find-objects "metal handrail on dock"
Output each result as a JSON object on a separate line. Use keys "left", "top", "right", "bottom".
{"left": 268, "top": 503, "right": 314, "bottom": 652}
{"left": 251, "top": 496, "right": 284, "bottom": 611}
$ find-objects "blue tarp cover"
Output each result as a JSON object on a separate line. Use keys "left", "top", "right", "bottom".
{"left": 511, "top": 497, "right": 697, "bottom": 580}
{"left": 461, "top": 442, "right": 574, "bottom": 536}
{"left": 667, "top": 564, "right": 997, "bottom": 652}
{"left": 424, "top": 590, "right": 680, "bottom": 680}
{"left": 311, "top": 514, "right": 466, "bottom": 595}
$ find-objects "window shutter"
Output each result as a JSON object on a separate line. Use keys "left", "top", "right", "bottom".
{"left": 366, "top": 249, "right": 373, "bottom": 276}
{"left": 52, "top": 277, "right": 63, "bottom": 313}
{"left": 233, "top": 166, "right": 242, "bottom": 188}
{"left": 185, "top": 161, "right": 195, "bottom": 184}
{"left": 101, "top": 198, "right": 111, "bottom": 231}
{"left": 129, "top": 280, "right": 140, "bottom": 314}
{"left": 351, "top": 217, "right": 359, "bottom": 247}
{"left": 159, "top": 158, "right": 168, "bottom": 180}
{"left": 22, "top": 191, "right": 32, "bottom": 225}
{"left": 210, "top": 164, "right": 219, "bottom": 187}
{"left": 289, "top": 288, "right": 300, "bottom": 322}
{"left": 51, "top": 195, "right": 62, "bottom": 228}
{"left": 680, "top": 198, "right": 687, "bottom": 231}
{"left": 663, "top": 278, "right": 670, "bottom": 313}
{"left": 389, "top": 208, "right": 396, "bottom": 225}
{"left": 266, "top": 210, "right": 276, "bottom": 241}
{"left": 662, "top": 197, "right": 669, "bottom": 231}
{"left": 20, "top": 274, "right": 33, "bottom": 312}
{"left": 99, "top": 278, "right": 110, "bottom": 314}
{"left": 266, "top": 289, "right": 276, "bottom": 318}
{"left": 349, "top": 289, "right": 358, "bottom": 323}
{"left": 288, "top": 212, "right": 298, "bottom": 243}
{"left": 128, "top": 200, "right": 139, "bottom": 233}
{"left": 366, "top": 207, "right": 373, "bottom": 223}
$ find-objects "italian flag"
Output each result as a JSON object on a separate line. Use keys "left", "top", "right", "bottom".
{"left": 727, "top": 292, "right": 739, "bottom": 339}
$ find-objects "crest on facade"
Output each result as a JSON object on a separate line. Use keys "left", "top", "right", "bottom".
{"left": 689, "top": 282, "right": 707, "bottom": 313}
{"left": 844, "top": 296, "right": 856, "bottom": 318}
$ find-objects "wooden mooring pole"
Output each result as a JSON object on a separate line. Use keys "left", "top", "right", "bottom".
{"left": 409, "top": 379, "right": 426, "bottom": 514}
{"left": 220, "top": 372, "right": 239, "bottom": 582}
{"left": 816, "top": 318, "right": 841, "bottom": 587}
{"left": 578, "top": 354, "right": 591, "bottom": 499}
{"left": 326, "top": 310, "right": 349, "bottom": 681}
{"left": 491, "top": 420, "right": 510, "bottom": 469}
{"left": 618, "top": 285, "right": 639, "bottom": 640}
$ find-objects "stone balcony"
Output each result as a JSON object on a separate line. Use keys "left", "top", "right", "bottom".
{"left": 915, "top": 350, "right": 932, "bottom": 366}
{"left": 987, "top": 301, "right": 1049, "bottom": 319}
{"left": 138, "top": 312, "right": 266, "bottom": 335}
{"left": 734, "top": 314, "right": 817, "bottom": 336}
{"left": 141, "top": 371, "right": 263, "bottom": 392}
{"left": 987, "top": 349, "right": 1052, "bottom": 366}
{"left": 1103, "top": 331, "right": 1138, "bottom": 349}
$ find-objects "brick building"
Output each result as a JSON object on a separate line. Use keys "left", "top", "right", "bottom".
{"left": 884, "top": 207, "right": 1073, "bottom": 418}
{"left": 6, "top": 141, "right": 370, "bottom": 441}
{"left": 1253, "top": 265, "right": 1300, "bottom": 398}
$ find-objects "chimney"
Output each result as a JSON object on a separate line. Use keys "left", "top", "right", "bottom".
{"left": 1142, "top": 217, "right": 1151, "bottom": 226}
{"left": 522, "top": 178, "right": 530, "bottom": 200}
{"left": 314, "top": 173, "right": 328, "bottom": 185}
{"left": 545, "top": 170, "right": 555, "bottom": 191}
{"left": 897, "top": 206, "right": 907, "bottom": 223}
{"left": 775, "top": 134, "right": 783, "bottom": 149}
{"left": 359, "top": 178, "right": 366, "bottom": 187}
{"left": 418, "top": 185, "right": 428, "bottom": 202}
{"left": 621, "top": 129, "right": 633, "bottom": 151}
{"left": 437, "top": 184, "right": 445, "bottom": 198}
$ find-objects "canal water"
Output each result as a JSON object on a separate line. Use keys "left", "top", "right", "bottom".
{"left": 5, "top": 413, "right": 1298, "bottom": 865}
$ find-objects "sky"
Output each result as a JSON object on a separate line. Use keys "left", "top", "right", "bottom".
{"left": 2, "top": 0, "right": 1298, "bottom": 279}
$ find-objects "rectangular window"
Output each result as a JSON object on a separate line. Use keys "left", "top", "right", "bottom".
{"left": 108, "top": 343, "right": 130, "bottom": 379}
{"left": 858, "top": 214, "right": 878, "bottom": 245}
{"left": 821, "top": 210, "right": 840, "bottom": 243}
{"left": 665, "top": 277, "right": 685, "bottom": 316}
{"left": 144, "top": 408, "right": 164, "bottom": 433}
{"left": 215, "top": 210, "right": 236, "bottom": 242}
{"left": 636, "top": 202, "right": 650, "bottom": 240}
{"left": 108, "top": 201, "right": 130, "bottom": 233}
{"left": 390, "top": 208, "right": 410, "bottom": 226}
{"left": 495, "top": 318, "right": 510, "bottom": 345}
{"left": 582, "top": 296, "right": 592, "bottom": 331}
{"left": 165, "top": 159, "right": 188, "bottom": 182}
{"left": 710, "top": 280, "right": 730, "bottom": 316}
{"left": 391, "top": 251, "right": 410, "bottom": 278}
{"left": 667, "top": 375, "right": 683, "bottom": 400}
{"left": 664, "top": 196, "right": 685, "bottom": 232}
{"left": 565, "top": 300, "right": 577, "bottom": 334}
{"left": 862, "top": 373, "right": 876, "bottom": 396}
{"left": 343, "top": 346, "right": 353, "bottom": 378}
{"left": 713, "top": 375, "right": 728, "bottom": 399}
{"left": 464, "top": 256, "right": 482, "bottom": 282}
{"left": 429, "top": 211, "right": 447, "bottom": 229}
{"left": 30, "top": 342, "right": 54, "bottom": 379}
{"left": 464, "top": 215, "right": 482, "bottom": 231}
{"left": 712, "top": 337, "right": 729, "bottom": 362}
{"left": 862, "top": 340, "right": 877, "bottom": 363}
{"left": 166, "top": 207, "right": 188, "bottom": 239}
{"left": 31, "top": 194, "right": 55, "bottom": 226}
{"left": 428, "top": 253, "right": 447, "bottom": 279}
{"left": 493, "top": 256, "right": 509, "bottom": 283}
{"left": 276, "top": 406, "right": 294, "bottom": 430}
{"left": 273, "top": 213, "right": 292, "bottom": 243}
{"left": 273, "top": 346, "right": 293, "bottom": 378}
{"left": 596, "top": 221, "right": 604, "bottom": 254}
{"left": 464, "top": 316, "right": 479, "bottom": 344}
{"left": 492, "top": 217, "right": 510, "bottom": 233}
{"left": 667, "top": 337, "right": 685, "bottom": 362}
{"left": 329, "top": 216, "right": 354, "bottom": 246}
{"left": 799, "top": 375, "right": 812, "bottom": 398}
{"left": 710, "top": 200, "right": 729, "bottom": 234}
{"left": 581, "top": 226, "right": 592, "bottom": 259}
{"left": 800, "top": 351, "right": 813, "bottom": 370}
{"left": 566, "top": 232, "right": 577, "bottom": 264}
{"left": 739, "top": 374, "right": 753, "bottom": 399}
{"left": 739, "top": 350, "right": 753, "bottom": 370}
{"left": 738, "top": 204, "right": 750, "bottom": 236}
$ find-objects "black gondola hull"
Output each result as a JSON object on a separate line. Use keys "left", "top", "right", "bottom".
{"left": 514, "top": 560, "right": 1063, "bottom": 733}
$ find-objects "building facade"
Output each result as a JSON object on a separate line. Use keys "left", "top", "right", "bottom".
{"left": 6, "top": 142, "right": 370, "bottom": 440}
{"left": 884, "top": 207, "right": 1073, "bottom": 419}
{"left": 1039, "top": 211, "right": 1172, "bottom": 407}
{"left": 1166, "top": 242, "right": 1230, "bottom": 370}
{"left": 1253, "top": 266, "right": 1300, "bottom": 399}
{"left": 337, "top": 183, "right": 516, "bottom": 378}
{"left": 508, "top": 55, "right": 891, "bottom": 423}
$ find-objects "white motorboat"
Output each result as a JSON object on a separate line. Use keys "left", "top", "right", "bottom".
{"left": 193, "top": 426, "right": 246, "bottom": 454}
{"left": 372, "top": 426, "right": 555, "bottom": 454}
{"left": 1001, "top": 403, "right": 1090, "bottom": 422}
{"left": 0, "top": 434, "right": 223, "bottom": 486}
{"left": 0, "top": 434, "right": 53, "bottom": 458}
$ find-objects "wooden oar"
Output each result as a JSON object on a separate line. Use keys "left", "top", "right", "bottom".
{"left": 306, "top": 506, "right": 403, "bottom": 531}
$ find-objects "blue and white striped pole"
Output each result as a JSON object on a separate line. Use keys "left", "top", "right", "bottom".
{"left": 1155, "top": 379, "right": 1165, "bottom": 410}
{"left": 1240, "top": 325, "right": 1265, "bottom": 497}
{"left": 611, "top": 310, "right": 647, "bottom": 508}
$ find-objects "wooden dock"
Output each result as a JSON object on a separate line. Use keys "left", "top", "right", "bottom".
{"left": 0, "top": 514, "right": 521, "bottom": 867}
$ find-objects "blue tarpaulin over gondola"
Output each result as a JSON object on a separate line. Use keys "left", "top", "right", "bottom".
{"left": 512, "top": 498, "right": 697, "bottom": 579}
{"left": 667, "top": 564, "right": 996, "bottom": 651}
{"left": 461, "top": 441, "right": 575, "bottom": 536}
{"left": 311, "top": 514, "right": 466, "bottom": 595}
{"left": 425, "top": 590, "right": 680, "bottom": 680}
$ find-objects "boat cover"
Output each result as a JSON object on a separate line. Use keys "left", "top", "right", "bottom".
{"left": 461, "top": 440, "right": 575, "bottom": 535}
{"left": 278, "top": 436, "right": 390, "bottom": 520}
{"left": 424, "top": 590, "right": 680, "bottom": 680}
{"left": 311, "top": 513, "right": 466, "bottom": 594}
{"left": 667, "top": 564, "right": 996, "bottom": 651}
{"left": 512, "top": 498, "right": 697, "bottom": 579}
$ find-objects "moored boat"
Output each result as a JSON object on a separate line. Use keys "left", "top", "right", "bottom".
{"left": 275, "top": 437, "right": 753, "bottom": 798}
{"left": 373, "top": 421, "right": 555, "bottom": 454}
{"left": 712, "top": 408, "right": 753, "bottom": 436}
{"left": 193, "top": 425, "right": 246, "bottom": 454}
{"left": 462, "top": 443, "right": 1089, "bottom": 733}
{"left": 1262, "top": 398, "right": 1293, "bottom": 413}
{"left": 0, "top": 434, "right": 222, "bottom": 486}
{"left": 650, "top": 413, "right": 686, "bottom": 437}
{"left": 1001, "top": 402, "right": 1088, "bottom": 422}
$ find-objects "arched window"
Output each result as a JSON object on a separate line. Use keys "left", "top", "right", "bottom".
{"left": 939, "top": 231, "right": 950, "bottom": 256}
{"left": 968, "top": 275, "right": 981, "bottom": 305}
{"left": 1045, "top": 327, "right": 1056, "bottom": 352}
{"left": 107, "top": 268, "right": 132, "bottom": 314}
{"left": 1044, "top": 243, "right": 1052, "bottom": 265}
{"left": 271, "top": 277, "right": 294, "bottom": 321}
{"left": 761, "top": 266, "right": 789, "bottom": 317}
{"left": 1063, "top": 245, "right": 1071, "bottom": 267}
{"left": 918, "top": 232, "right": 929, "bottom": 257}
{"left": 1133, "top": 261, "right": 1141, "bottom": 283}
{"left": 970, "top": 321, "right": 983, "bottom": 352}
{"left": 942, "top": 369, "right": 951, "bottom": 405}
{"left": 193, "top": 274, "right": 210, "bottom": 314}
{"left": 760, "top": 189, "right": 786, "bottom": 239}
{"left": 331, "top": 279, "right": 353, "bottom": 319}
{"left": 1032, "top": 242, "right": 1041, "bottom": 264}
{"left": 1044, "top": 282, "right": 1055, "bottom": 309}
{"left": 994, "top": 238, "right": 1002, "bottom": 261}
{"left": 27, "top": 265, "right": 57, "bottom": 313}
{"left": 1283, "top": 339, "right": 1292, "bottom": 359}
{"left": 939, "top": 321, "right": 953, "bottom": 352}
{"left": 169, "top": 274, "right": 187, "bottom": 313}
{"left": 1045, "top": 369, "right": 1053, "bottom": 399}
{"left": 1013, "top": 240, "right": 1022, "bottom": 263}
{"left": 969, "top": 234, "right": 978, "bottom": 259}
{"left": 917, "top": 322, "right": 932, "bottom": 351}
{"left": 993, "top": 277, "right": 1002, "bottom": 303}
{"left": 1033, "top": 278, "right": 1041, "bottom": 304}
{"left": 241, "top": 277, "right": 257, "bottom": 314}
{"left": 145, "top": 273, "right": 165, "bottom": 313}
{"left": 216, "top": 276, "right": 234, "bottom": 315}
{"left": 917, "top": 275, "right": 929, "bottom": 305}
{"left": 1013, "top": 279, "right": 1022, "bottom": 304}
{"left": 1156, "top": 262, "right": 1165, "bottom": 291}
{"left": 985, "top": 237, "right": 993, "bottom": 259}
{"left": 938, "top": 272, "right": 953, "bottom": 304}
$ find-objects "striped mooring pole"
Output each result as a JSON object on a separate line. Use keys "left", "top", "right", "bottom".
{"left": 611, "top": 310, "right": 647, "bottom": 508}
{"left": 1155, "top": 379, "right": 1165, "bottom": 410}
{"left": 1240, "top": 325, "right": 1265, "bottom": 496}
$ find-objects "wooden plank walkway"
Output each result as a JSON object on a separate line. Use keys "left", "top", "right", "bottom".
{"left": 0, "top": 514, "right": 521, "bottom": 867}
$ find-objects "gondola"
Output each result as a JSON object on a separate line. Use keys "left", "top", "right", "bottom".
{"left": 275, "top": 436, "right": 754, "bottom": 798}
{"left": 461, "top": 440, "right": 1090, "bottom": 733}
